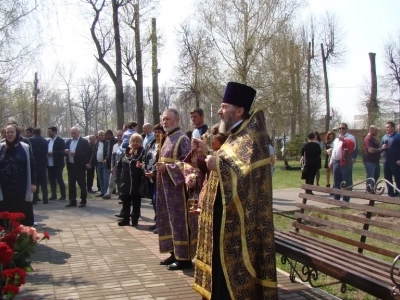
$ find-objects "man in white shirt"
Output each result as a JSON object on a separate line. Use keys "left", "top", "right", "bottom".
{"left": 142, "top": 123, "right": 154, "bottom": 149}
{"left": 328, "top": 123, "right": 357, "bottom": 202}
{"left": 90, "top": 130, "right": 109, "bottom": 197}
{"left": 47, "top": 126, "right": 67, "bottom": 201}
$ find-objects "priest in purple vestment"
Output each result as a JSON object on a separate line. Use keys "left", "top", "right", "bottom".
{"left": 156, "top": 108, "right": 193, "bottom": 271}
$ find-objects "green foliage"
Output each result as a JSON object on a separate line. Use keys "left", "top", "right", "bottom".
{"left": 285, "top": 135, "right": 305, "bottom": 159}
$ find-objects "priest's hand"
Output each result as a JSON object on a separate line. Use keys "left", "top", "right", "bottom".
{"left": 205, "top": 155, "right": 217, "bottom": 171}
{"left": 156, "top": 162, "right": 166, "bottom": 173}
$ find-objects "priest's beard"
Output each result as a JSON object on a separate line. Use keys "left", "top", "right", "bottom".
{"left": 219, "top": 110, "right": 235, "bottom": 134}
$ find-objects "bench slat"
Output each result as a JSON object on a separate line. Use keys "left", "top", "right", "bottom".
{"left": 293, "top": 222, "right": 399, "bottom": 258}
{"left": 298, "top": 192, "right": 400, "bottom": 219}
{"left": 275, "top": 235, "right": 396, "bottom": 288}
{"left": 275, "top": 235, "right": 397, "bottom": 299}
{"left": 301, "top": 184, "right": 400, "bottom": 205}
{"left": 276, "top": 231, "right": 400, "bottom": 282}
{"left": 297, "top": 203, "right": 400, "bottom": 231}
{"left": 294, "top": 212, "right": 400, "bottom": 246}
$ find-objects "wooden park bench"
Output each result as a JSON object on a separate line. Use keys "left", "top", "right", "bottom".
{"left": 274, "top": 183, "right": 400, "bottom": 299}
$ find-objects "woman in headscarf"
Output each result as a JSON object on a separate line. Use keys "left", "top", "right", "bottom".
{"left": 0, "top": 124, "right": 36, "bottom": 225}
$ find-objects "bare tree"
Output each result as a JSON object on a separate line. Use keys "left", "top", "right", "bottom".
{"left": 199, "top": 0, "right": 301, "bottom": 85}
{"left": 175, "top": 20, "right": 214, "bottom": 108}
{"left": 58, "top": 64, "right": 76, "bottom": 128}
{"left": 383, "top": 32, "right": 400, "bottom": 123}
{"left": 0, "top": 0, "right": 42, "bottom": 82}
{"left": 85, "top": 0, "right": 125, "bottom": 129}
{"left": 319, "top": 12, "right": 346, "bottom": 131}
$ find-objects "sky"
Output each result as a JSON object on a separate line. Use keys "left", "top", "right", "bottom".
{"left": 35, "top": 0, "right": 400, "bottom": 125}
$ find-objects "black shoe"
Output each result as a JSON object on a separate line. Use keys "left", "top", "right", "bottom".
{"left": 88, "top": 189, "right": 96, "bottom": 194}
{"left": 43, "top": 200, "right": 48, "bottom": 204}
{"left": 118, "top": 201, "right": 123, "bottom": 204}
{"left": 78, "top": 203, "right": 86, "bottom": 208}
{"left": 167, "top": 260, "right": 192, "bottom": 271}
{"left": 58, "top": 197, "right": 66, "bottom": 201}
{"left": 65, "top": 203, "right": 77, "bottom": 207}
{"left": 131, "top": 219, "right": 139, "bottom": 226}
{"left": 153, "top": 228, "right": 158, "bottom": 234}
{"left": 49, "top": 196, "right": 57, "bottom": 201}
{"left": 160, "top": 254, "right": 176, "bottom": 266}
{"left": 115, "top": 213, "right": 124, "bottom": 218}
{"left": 326, "top": 184, "right": 330, "bottom": 188}
{"left": 149, "top": 224, "right": 157, "bottom": 231}
{"left": 118, "top": 220, "right": 130, "bottom": 226}
{"left": 96, "top": 194, "right": 104, "bottom": 197}
{"left": 37, "top": 198, "right": 42, "bottom": 202}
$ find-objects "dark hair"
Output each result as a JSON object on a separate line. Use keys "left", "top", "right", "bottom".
{"left": 153, "top": 123, "right": 165, "bottom": 134}
{"left": 105, "top": 129, "right": 114, "bottom": 136}
{"left": 307, "top": 132, "right": 316, "bottom": 140}
{"left": 48, "top": 126, "right": 58, "bottom": 134}
{"left": 5, "top": 124, "right": 20, "bottom": 146}
{"left": 33, "top": 128, "right": 41, "bottom": 135}
{"left": 190, "top": 107, "right": 204, "bottom": 116}
{"left": 314, "top": 131, "right": 321, "bottom": 142}
{"left": 326, "top": 130, "right": 335, "bottom": 143}
{"left": 127, "top": 121, "right": 138, "bottom": 129}
{"left": 186, "top": 130, "right": 192, "bottom": 140}
{"left": 340, "top": 123, "right": 348, "bottom": 129}
{"left": 25, "top": 127, "right": 33, "bottom": 133}
{"left": 387, "top": 121, "right": 395, "bottom": 129}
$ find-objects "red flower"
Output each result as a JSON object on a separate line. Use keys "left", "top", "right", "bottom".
{"left": 1, "top": 232, "right": 17, "bottom": 248}
{"left": 9, "top": 213, "right": 25, "bottom": 221}
{"left": 0, "top": 242, "right": 14, "bottom": 265}
{"left": 43, "top": 231, "right": 50, "bottom": 240}
{"left": 2, "top": 284, "right": 20, "bottom": 295}
{"left": 0, "top": 211, "right": 10, "bottom": 220}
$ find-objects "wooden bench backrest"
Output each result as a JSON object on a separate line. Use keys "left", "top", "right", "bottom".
{"left": 296, "top": 184, "right": 400, "bottom": 259}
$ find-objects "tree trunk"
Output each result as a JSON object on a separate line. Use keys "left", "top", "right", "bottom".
{"left": 289, "top": 41, "right": 297, "bottom": 137}
{"left": 321, "top": 43, "right": 330, "bottom": 131}
{"left": 112, "top": 0, "right": 124, "bottom": 130}
{"left": 134, "top": 4, "right": 144, "bottom": 133}
{"left": 151, "top": 18, "right": 160, "bottom": 125}
{"left": 306, "top": 41, "right": 311, "bottom": 132}
{"left": 368, "top": 52, "right": 379, "bottom": 125}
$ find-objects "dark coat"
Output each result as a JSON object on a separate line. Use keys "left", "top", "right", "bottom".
{"left": 29, "top": 135, "right": 48, "bottom": 171}
{"left": 90, "top": 140, "right": 109, "bottom": 168}
{"left": 116, "top": 147, "right": 144, "bottom": 196}
{"left": 48, "top": 136, "right": 66, "bottom": 167}
{"left": 106, "top": 137, "right": 117, "bottom": 169}
{"left": 65, "top": 137, "right": 92, "bottom": 169}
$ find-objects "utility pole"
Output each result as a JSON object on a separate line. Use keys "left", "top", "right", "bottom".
{"left": 33, "top": 72, "right": 39, "bottom": 127}
{"left": 151, "top": 18, "right": 160, "bottom": 124}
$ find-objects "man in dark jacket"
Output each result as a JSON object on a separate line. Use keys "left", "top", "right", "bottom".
{"left": 90, "top": 130, "right": 110, "bottom": 197}
{"left": 65, "top": 127, "right": 92, "bottom": 208}
{"left": 47, "top": 126, "right": 67, "bottom": 201}
{"left": 29, "top": 128, "right": 48, "bottom": 204}
{"left": 102, "top": 130, "right": 117, "bottom": 199}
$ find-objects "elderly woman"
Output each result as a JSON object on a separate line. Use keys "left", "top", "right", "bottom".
{"left": 0, "top": 124, "right": 36, "bottom": 226}
{"left": 142, "top": 124, "right": 165, "bottom": 232}
{"left": 116, "top": 133, "right": 145, "bottom": 226}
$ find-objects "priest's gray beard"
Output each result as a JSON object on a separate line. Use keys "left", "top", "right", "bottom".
{"left": 219, "top": 110, "right": 235, "bottom": 134}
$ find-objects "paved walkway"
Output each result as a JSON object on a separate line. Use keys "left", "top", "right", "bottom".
{"left": 15, "top": 191, "right": 339, "bottom": 300}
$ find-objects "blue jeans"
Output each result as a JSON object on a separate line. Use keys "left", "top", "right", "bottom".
{"left": 363, "top": 162, "right": 380, "bottom": 192}
{"left": 333, "top": 160, "right": 353, "bottom": 202}
{"left": 96, "top": 162, "right": 110, "bottom": 195}
{"left": 383, "top": 162, "right": 400, "bottom": 196}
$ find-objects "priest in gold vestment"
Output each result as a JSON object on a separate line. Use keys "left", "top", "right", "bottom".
{"left": 192, "top": 82, "right": 278, "bottom": 300}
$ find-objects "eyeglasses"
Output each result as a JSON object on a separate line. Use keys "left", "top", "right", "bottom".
{"left": 338, "top": 127, "right": 346, "bottom": 130}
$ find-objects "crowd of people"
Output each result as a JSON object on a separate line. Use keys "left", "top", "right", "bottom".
{"left": 0, "top": 82, "right": 279, "bottom": 299}
{"left": 300, "top": 121, "right": 400, "bottom": 201}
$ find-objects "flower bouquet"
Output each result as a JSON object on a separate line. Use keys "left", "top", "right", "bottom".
{"left": 0, "top": 212, "right": 49, "bottom": 300}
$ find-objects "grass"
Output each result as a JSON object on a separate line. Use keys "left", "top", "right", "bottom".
{"left": 273, "top": 159, "right": 370, "bottom": 189}
{"left": 273, "top": 203, "right": 400, "bottom": 300}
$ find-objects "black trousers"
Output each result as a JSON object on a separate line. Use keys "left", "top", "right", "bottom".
{"left": 120, "top": 194, "right": 141, "bottom": 222}
{"left": 48, "top": 166, "right": 66, "bottom": 198}
{"left": 67, "top": 164, "right": 87, "bottom": 204}
{"left": 33, "top": 168, "right": 48, "bottom": 203}
{"left": 86, "top": 167, "right": 95, "bottom": 191}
